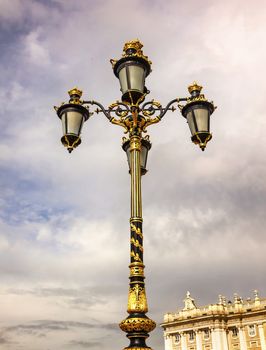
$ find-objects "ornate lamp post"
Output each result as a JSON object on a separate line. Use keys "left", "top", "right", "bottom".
{"left": 54, "top": 40, "right": 216, "bottom": 350}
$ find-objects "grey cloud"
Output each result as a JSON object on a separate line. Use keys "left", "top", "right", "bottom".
{"left": 5, "top": 285, "right": 121, "bottom": 303}
{"left": 5, "top": 320, "right": 118, "bottom": 333}
{"left": 0, "top": 337, "right": 8, "bottom": 344}
{"left": 8, "top": 286, "right": 98, "bottom": 298}
{"left": 68, "top": 340, "right": 102, "bottom": 348}
{"left": 6, "top": 287, "right": 108, "bottom": 311}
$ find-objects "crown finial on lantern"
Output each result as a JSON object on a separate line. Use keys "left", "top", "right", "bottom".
{"left": 68, "top": 87, "right": 83, "bottom": 99}
{"left": 188, "top": 82, "right": 203, "bottom": 95}
{"left": 120, "top": 39, "right": 152, "bottom": 66}
{"left": 123, "top": 39, "right": 143, "bottom": 55}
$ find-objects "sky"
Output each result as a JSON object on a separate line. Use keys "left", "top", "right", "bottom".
{"left": 0, "top": 0, "right": 266, "bottom": 349}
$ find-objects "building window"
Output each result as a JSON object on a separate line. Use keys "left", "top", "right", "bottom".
{"left": 204, "top": 329, "right": 210, "bottom": 340}
{"left": 189, "top": 331, "right": 195, "bottom": 342}
{"left": 174, "top": 333, "right": 180, "bottom": 343}
{"left": 250, "top": 341, "right": 258, "bottom": 347}
{"left": 232, "top": 328, "right": 238, "bottom": 337}
{"left": 248, "top": 325, "right": 256, "bottom": 337}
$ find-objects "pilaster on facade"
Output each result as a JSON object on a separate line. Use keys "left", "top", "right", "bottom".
{"left": 211, "top": 327, "right": 218, "bottom": 350}
{"left": 164, "top": 332, "right": 173, "bottom": 350}
{"left": 239, "top": 326, "right": 248, "bottom": 350}
{"left": 211, "top": 326, "right": 229, "bottom": 350}
{"left": 195, "top": 330, "right": 202, "bottom": 350}
{"left": 222, "top": 328, "right": 229, "bottom": 350}
{"left": 258, "top": 323, "right": 266, "bottom": 350}
{"left": 180, "top": 332, "right": 187, "bottom": 350}
{"left": 161, "top": 290, "right": 266, "bottom": 350}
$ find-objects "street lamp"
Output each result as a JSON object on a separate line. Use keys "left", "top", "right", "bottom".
{"left": 54, "top": 39, "right": 216, "bottom": 350}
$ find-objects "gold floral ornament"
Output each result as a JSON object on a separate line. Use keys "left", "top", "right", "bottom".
{"left": 131, "top": 237, "right": 143, "bottom": 251}
{"left": 130, "top": 223, "right": 143, "bottom": 238}
{"left": 127, "top": 284, "right": 148, "bottom": 313}
{"left": 130, "top": 251, "right": 142, "bottom": 262}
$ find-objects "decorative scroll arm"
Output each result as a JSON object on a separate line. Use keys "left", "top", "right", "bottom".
{"left": 139, "top": 97, "right": 187, "bottom": 132}
{"left": 141, "top": 100, "right": 163, "bottom": 117}
{"left": 108, "top": 101, "right": 130, "bottom": 118}
{"left": 82, "top": 100, "right": 130, "bottom": 133}
{"left": 82, "top": 97, "right": 189, "bottom": 134}
{"left": 158, "top": 97, "right": 187, "bottom": 120}
{"left": 82, "top": 100, "right": 112, "bottom": 121}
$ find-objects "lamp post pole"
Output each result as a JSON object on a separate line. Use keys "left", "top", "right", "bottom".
{"left": 54, "top": 39, "right": 216, "bottom": 350}
{"left": 119, "top": 106, "right": 156, "bottom": 350}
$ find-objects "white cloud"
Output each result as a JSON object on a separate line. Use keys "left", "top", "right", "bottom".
{"left": 23, "top": 29, "right": 51, "bottom": 66}
{"left": 0, "top": 235, "right": 9, "bottom": 250}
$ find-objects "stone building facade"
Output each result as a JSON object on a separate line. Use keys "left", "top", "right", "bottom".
{"left": 161, "top": 291, "right": 266, "bottom": 350}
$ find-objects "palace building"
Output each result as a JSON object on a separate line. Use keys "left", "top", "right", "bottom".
{"left": 161, "top": 291, "right": 266, "bottom": 350}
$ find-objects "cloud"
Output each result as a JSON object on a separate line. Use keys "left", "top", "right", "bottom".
{"left": 68, "top": 340, "right": 101, "bottom": 348}
{"left": 6, "top": 286, "right": 108, "bottom": 311}
{"left": 0, "top": 337, "right": 9, "bottom": 344}
{"left": 6, "top": 320, "right": 98, "bottom": 333}
{"left": 23, "top": 30, "right": 51, "bottom": 66}
{"left": 1, "top": 319, "right": 119, "bottom": 350}
{"left": 0, "top": 0, "right": 54, "bottom": 27}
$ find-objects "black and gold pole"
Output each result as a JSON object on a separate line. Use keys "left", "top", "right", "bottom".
{"left": 54, "top": 39, "right": 216, "bottom": 350}
{"left": 119, "top": 105, "right": 156, "bottom": 350}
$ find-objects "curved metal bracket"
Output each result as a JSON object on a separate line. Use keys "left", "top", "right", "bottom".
{"left": 82, "top": 97, "right": 188, "bottom": 134}
{"left": 137, "top": 97, "right": 187, "bottom": 132}
{"left": 82, "top": 100, "right": 112, "bottom": 121}
{"left": 83, "top": 100, "right": 131, "bottom": 133}
{"left": 157, "top": 98, "right": 187, "bottom": 120}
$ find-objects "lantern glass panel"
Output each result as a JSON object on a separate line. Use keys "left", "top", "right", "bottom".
{"left": 186, "top": 107, "right": 209, "bottom": 136}
{"left": 128, "top": 64, "right": 145, "bottom": 92}
{"left": 186, "top": 111, "right": 196, "bottom": 136}
{"left": 126, "top": 146, "right": 131, "bottom": 169}
{"left": 140, "top": 144, "right": 148, "bottom": 169}
{"left": 194, "top": 108, "right": 209, "bottom": 132}
{"left": 118, "top": 63, "right": 145, "bottom": 94}
{"left": 62, "top": 110, "right": 84, "bottom": 136}
{"left": 123, "top": 140, "right": 150, "bottom": 174}
{"left": 61, "top": 113, "right": 67, "bottom": 135}
{"left": 118, "top": 66, "right": 128, "bottom": 94}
